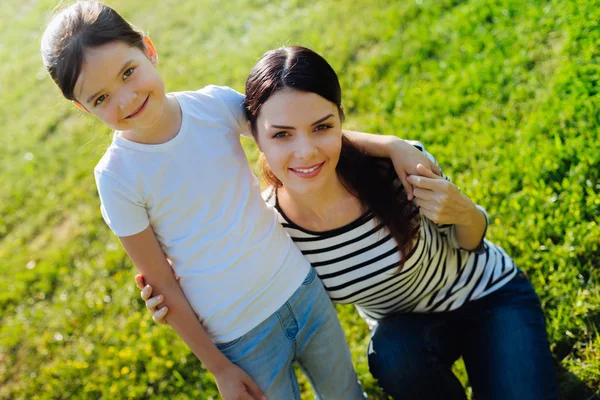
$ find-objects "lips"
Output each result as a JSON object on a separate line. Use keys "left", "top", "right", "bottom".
{"left": 289, "top": 162, "right": 325, "bottom": 178}
{"left": 125, "top": 95, "right": 149, "bottom": 119}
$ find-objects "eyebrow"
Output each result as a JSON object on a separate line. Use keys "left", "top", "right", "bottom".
{"left": 270, "top": 114, "right": 334, "bottom": 130}
{"left": 84, "top": 59, "right": 135, "bottom": 104}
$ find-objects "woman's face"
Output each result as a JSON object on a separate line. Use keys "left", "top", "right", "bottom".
{"left": 254, "top": 89, "right": 343, "bottom": 195}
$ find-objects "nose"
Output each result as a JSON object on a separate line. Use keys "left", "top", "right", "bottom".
{"left": 118, "top": 90, "right": 137, "bottom": 110}
{"left": 293, "top": 134, "right": 318, "bottom": 160}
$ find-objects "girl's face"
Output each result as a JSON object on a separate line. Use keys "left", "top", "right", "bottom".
{"left": 73, "top": 40, "right": 166, "bottom": 132}
{"left": 255, "top": 89, "right": 343, "bottom": 195}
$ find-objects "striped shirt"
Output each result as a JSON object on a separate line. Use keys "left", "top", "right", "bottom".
{"left": 262, "top": 147, "right": 517, "bottom": 321}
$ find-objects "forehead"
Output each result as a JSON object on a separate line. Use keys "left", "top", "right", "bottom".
{"left": 74, "top": 41, "right": 144, "bottom": 101}
{"left": 259, "top": 90, "right": 336, "bottom": 122}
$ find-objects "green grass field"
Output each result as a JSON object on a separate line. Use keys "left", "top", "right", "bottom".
{"left": 1, "top": 0, "right": 599, "bottom": 398}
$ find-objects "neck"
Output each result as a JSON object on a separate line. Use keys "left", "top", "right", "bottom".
{"left": 278, "top": 173, "right": 362, "bottom": 230}
{"left": 118, "top": 95, "right": 181, "bottom": 144}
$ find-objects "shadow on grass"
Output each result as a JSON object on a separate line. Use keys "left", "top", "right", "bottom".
{"left": 554, "top": 310, "right": 600, "bottom": 400}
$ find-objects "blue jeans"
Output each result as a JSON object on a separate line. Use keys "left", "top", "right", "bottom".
{"left": 216, "top": 268, "right": 365, "bottom": 399}
{"left": 368, "top": 270, "right": 558, "bottom": 400}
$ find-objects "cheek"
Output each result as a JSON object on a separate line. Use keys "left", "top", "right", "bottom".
{"left": 96, "top": 105, "right": 120, "bottom": 125}
{"left": 321, "top": 134, "right": 343, "bottom": 158}
{"left": 261, "top": 144, "right": 290, "bottom": 172}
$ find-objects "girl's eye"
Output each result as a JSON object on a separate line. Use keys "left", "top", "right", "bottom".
{"left": 315, "top": 124, "right": 333, "bottom": 132}
{"left": 94, "top": 95, "right": 107, "bottom": 107}
{"left": 123, "top": 67, "right": 135, "bottom": 79}
{"left": 272, "top": 131, "right": 289, "bottom": 139}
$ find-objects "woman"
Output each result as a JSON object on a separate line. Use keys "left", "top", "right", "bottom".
{"left": 138, "top": 46, "right": 558, "bottom": 400}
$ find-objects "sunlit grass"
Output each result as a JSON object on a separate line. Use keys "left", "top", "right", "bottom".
{"left": 1, "top": 0, "right": 598, "bottom": 398}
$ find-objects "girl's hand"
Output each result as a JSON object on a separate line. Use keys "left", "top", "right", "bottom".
{"left": 135, "top": 274, "right": 169, "bottom": 324}
{"left": 389, "top": 141, "right": 442, "bottom": 200}
{"left": 213, "top": 363, "right": 267, "bottom": 400}
{"left": 408, "top": 164, "right": 478, "bottom": 226}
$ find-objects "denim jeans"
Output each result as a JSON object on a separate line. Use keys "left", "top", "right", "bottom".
{"left": 368, "top": 270, "right": 558, "bottom": 400}
{"left": 216, "top": 268, "right": 366, "bottom": 399}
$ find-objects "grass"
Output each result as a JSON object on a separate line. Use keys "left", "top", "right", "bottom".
{"left": 1, "top": 0, "right": 599, "bottom": 398}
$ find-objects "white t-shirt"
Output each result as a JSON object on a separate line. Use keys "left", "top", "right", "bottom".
{"left": 94, "top": 85, "right": 310, "bottom": 343}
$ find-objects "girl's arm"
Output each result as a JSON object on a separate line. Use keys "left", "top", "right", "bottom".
{"left": 408, "top": 164, "right": 487, "bottom": 251}
{"left": 342, "top": 130, "right": 440, "bottom": 200}
{"left": 120, "top": 226, "right": 266, "bottom": 400}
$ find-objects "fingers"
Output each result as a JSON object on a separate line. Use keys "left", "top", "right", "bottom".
{"left": 135, "top": 274, "right": 146, "bottom": 290}
{"left": 397, "top": 171, "right": 414, "bottom": 200}
{"left": 140, "top": 284, "right": 153, "bottom": 301}
{"left": 152, "top": 305, "right": 169, "bottom": 324}
{"left": 430, "top": 162, "right": 442, "bottom": 175}
{"left": 416, "top": 163, "right": 441, "bottom": 179}
{"left": 244, "top": 376, "right": 267, "bottom": 400}
{"left": 407, "top": 174, "right": 440, "bottom": 191}
{"left": 417, "top": 205, "right": 437, "bottom": 223}
{"left": 412, "top": 187, "right": 436, "bottom": 201}
{"left": 145, "top": 293, "right": 164, "bottom": 311}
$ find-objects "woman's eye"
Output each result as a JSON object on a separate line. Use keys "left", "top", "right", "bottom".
{"left": 315, "top": 124, "right": 333, "bottom": 131}
{"left": 123, "top": 67, "right": 135, "bottom": 79}
{"left": 272, "top": 131, "right": 289, "bottom": 139}
{"left": 95, "top": 95, "right": 107, "bottom": 107}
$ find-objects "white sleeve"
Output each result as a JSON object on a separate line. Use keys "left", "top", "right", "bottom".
{"left": 410, "top": 141, "right": 488, "bottom": 253}
{"left": 209, "top": 85, "right": 253, "bottom": 139}
{"left": 94, "top": 171, "right": 150, "bottom": 237}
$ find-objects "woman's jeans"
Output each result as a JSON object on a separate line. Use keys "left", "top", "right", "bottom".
{"left": 216, "top": 268, "right": 365, "bottom": 399}
{"left": 368, "top": 270, "right": 558, "bottom": 400}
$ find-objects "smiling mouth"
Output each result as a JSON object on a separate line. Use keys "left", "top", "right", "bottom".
{"left": 125, "top": 95, "right": 149, "bottom": 119}
{"left": 289, "top": 162, "right": 325, "bottom": 178}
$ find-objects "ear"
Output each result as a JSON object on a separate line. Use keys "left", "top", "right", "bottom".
{"left": 72, "top": 100, "right": 90, "bottom": 114}
{"left": 143, "top": 36, "right": 159, "bottom": 65}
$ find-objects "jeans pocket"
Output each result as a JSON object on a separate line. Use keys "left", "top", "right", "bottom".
{"left": 215, "top": 336, "right": 242, "bottom": 351}
{"left": 301, "top": 268, "right": 316, "bottom": 286}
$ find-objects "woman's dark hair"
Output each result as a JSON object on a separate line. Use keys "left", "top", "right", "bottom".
{"left": 244, "top": 46, "right": 420, "bottom": 265}
{"left": 41, "top": 1, "right": 145, "bottom": 101}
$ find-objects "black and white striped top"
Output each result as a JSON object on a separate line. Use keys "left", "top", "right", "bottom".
{"left": 262, "top": 150, "right": 517, "bottom": 321}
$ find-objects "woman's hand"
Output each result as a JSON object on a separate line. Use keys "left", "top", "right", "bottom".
{"left": 388, "top": 140, "right": 442, "bottom": 200}
{"left": 135, "top": 274, "right": 169, "bottom": 324}
{"left": 213, "top": 363, "right": 267, "bottom": 400}
{"left": 134, "top": 277, "right": 266, "bottom": 400}
{"left": 407, "top": 164, "right": 478, "bottom": 226}
{"left": 341, "top": 131, "right": 440, "bottom": 200}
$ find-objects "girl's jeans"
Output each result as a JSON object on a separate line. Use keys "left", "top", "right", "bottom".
{"left": 368, "top": 270, "right": 558, "bottom": 400}
{"left": 216, "top": 267, "right": 365, "bottom": 399}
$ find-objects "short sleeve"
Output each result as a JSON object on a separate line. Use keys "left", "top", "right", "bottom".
{"left": 210, "top": 86, "right": 252, "bottom": 138}
{"left": 94, "top": 171, "right": 149, "bottom": 237}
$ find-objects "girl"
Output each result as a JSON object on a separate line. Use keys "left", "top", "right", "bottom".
{"left": 41, "top": 2, "right": 437, "bottom": 399}
{"left": 141, "top": 46, "right": 559, "bottom": 400}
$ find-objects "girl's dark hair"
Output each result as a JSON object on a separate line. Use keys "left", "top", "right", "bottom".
{"left": 244, "top": 46, "right": 420, "bottom": 265}
{"left": 41, "top": 1, "right": 145, "bottom": 101}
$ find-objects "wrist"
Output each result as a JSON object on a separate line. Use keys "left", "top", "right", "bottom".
{"left": 204, "top": 350, "right": 232, "bottom": 375}
{"left": 457, "top": 202, "right": 482, "bottom": 227}
{"left": 387, "top": 136, "right": 407, "bottom": 158}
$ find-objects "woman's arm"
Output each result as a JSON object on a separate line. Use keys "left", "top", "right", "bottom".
{"left": 120, "top": 226, "right": 266, "bottom": 400}
{"left": 342, "top": 130, "right": 440, "bottom": 200}
{"left": 408, "top": 164, "right": 487, "bottom": 251}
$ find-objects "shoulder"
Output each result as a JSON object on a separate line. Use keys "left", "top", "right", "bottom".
{"left": 94, "top": 141, "right": 124, "bottom": 177}
{"left": 93, "top": 142, "right": 141, "bottom": 195}
{"left": 174, "top": 85, "right": 244, "bottom": 106}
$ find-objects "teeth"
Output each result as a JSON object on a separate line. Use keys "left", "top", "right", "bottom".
{"left": 294, "top": 165, "right": 319, "bottom": 173}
